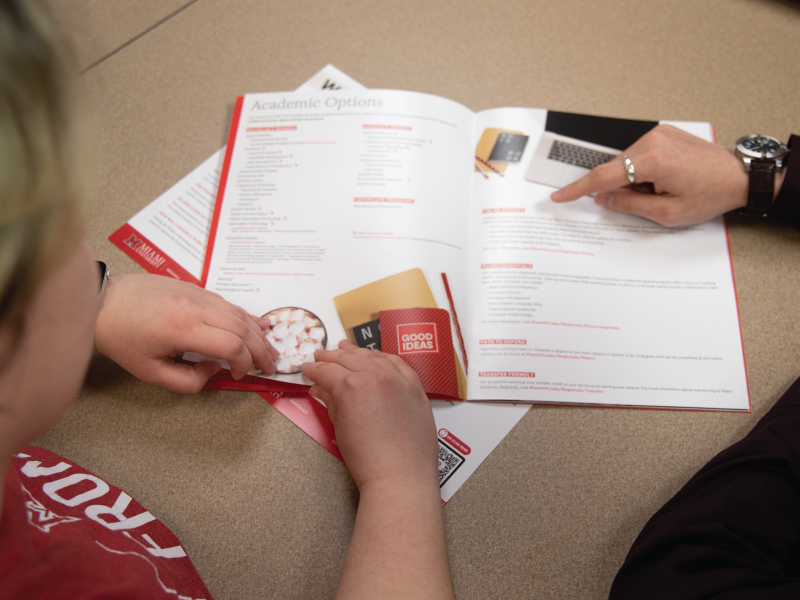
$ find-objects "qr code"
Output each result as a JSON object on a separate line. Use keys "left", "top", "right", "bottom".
{"left": 438, "top": 440, "right": 465, "bottom": 487}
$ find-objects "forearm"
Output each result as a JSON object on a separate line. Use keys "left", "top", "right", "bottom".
{"left": 336, "top": 479, "right": 455, "bottom": 600}
{"left": 302, "top": 344, "right": 453, "bottom": 598}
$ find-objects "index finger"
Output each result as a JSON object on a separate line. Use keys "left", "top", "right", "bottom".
{"left": 192, "top": 288, "right": 267, "bottom": 342}
{"left": 199, "top": 308, "right": 276, "bottom": 376}
{"left": 301, "top": 359, "right": 351, "bottom": 393}
{"left": 310, "top": 345, "right": 397, "bottom": 375}
{"left": 310, "top": 345, "right": 425, "bottom": 395}
{"left": 330, "top": 339, "right": 423, "bottom": 383}
{"left": 551, "top": 155, "right": 630, "bottom": 203}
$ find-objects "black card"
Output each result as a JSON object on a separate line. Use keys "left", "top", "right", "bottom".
{"left": 488, "top": 133, "right": 529, "bottom": 163}
{"left": 353, "top": 319, "right": 381, "bottom": 350}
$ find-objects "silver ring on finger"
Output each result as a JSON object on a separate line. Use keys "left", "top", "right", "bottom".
{"left": 623, "top": 155, "right": 635, "bottom": 184}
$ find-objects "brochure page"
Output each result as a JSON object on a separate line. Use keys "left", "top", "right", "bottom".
{"left": 467, "top": 108, "right": 749, "bottom": 410}
{"left": 197, "top": 89, "right": 475, "bottom": 386}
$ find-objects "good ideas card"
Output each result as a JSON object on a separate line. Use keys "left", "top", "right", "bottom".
{"left": 379, "top": 308, "right": 460, "bottom": 400}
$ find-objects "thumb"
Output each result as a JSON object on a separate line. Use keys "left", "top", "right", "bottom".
{"left": 595, "top": 189, "right": 682, "bottom": 227}
{"left": 148, "top": 359, "right": 223, "bottom": 394}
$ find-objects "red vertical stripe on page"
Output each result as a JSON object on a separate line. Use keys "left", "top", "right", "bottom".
{"left": 442, "top": 273, "right": 468, "bottom": 374}
{"left": 200, "top": 95, "right": 244, "bottom": 288}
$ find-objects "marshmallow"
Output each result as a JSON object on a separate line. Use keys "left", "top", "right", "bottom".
{"left": 288, "top": 321, "right": 305, "bottom": 336}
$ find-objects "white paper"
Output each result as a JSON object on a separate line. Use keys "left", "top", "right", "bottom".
{"left": 466, "top": 109, "right": 748, "bottom": 410}
{"left": 433, "top": 400, "right": 529, "bottom": 502}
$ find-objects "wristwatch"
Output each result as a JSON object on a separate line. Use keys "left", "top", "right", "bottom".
{"left": 735, "top": 134, "right": 790, "bottom": 216}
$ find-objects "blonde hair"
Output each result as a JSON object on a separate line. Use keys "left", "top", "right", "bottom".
{"left": 0, "top": 0, "right": 87, "bottom": 325}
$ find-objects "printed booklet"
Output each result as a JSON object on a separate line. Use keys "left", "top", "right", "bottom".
{"left": 188, "top": 87, "right": 748, "bottom": 411}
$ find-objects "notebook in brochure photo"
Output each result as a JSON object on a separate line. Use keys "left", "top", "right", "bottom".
{"left": 186, "top": 85, "right": 748, "bottom": 413}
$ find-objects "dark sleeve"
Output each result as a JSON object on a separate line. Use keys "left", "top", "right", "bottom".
{"left": 768, "top": 134, "right": 800, "bottom": 228}
{"left": 610, "top": 377, "right": 800, "bottom": 600}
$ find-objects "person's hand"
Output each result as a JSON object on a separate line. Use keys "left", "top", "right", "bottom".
{"left": 95, "top": 273, "right": 279, "bottom": 393}
{"left": 301, "top": 340, "right": 438, "bottom": 491}
{"left": 303, "top": 342, "right": 454, "bottom": 600}
{"left": 550, "top": 124, "right": 751, "bottom": 226}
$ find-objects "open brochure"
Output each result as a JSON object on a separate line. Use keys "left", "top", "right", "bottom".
{"left": 194, "top": 88, "right": 749, "bottom": 411}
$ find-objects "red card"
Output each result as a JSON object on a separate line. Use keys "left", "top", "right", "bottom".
{"left": 379, "top": 307, "right": 459, "bottom": 400}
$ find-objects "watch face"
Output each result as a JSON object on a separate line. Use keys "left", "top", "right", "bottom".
{"left": 740, "top": 135, "right": 782, "bottom": 158}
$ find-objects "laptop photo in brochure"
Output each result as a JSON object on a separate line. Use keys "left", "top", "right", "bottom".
{"left": 525, "top": 111, "right": 658, "bottom": 188}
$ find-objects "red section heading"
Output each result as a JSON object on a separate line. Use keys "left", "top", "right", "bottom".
{"left": 363, "top": 124, "right": 412, "bottom": 131}
{"left": 246, "top": 126, "right": 297, "bottom": 132}
{"left": 482, "top": 208, "right": 525, "bottom": 214}
{"left": 479, "top": 372, "right": 536, "bottom": 378}
{"left": 481, "top": 263, "right": 532, "bottom": 269}
{"left": 479, "top": 339, "right": 526, "bottom": 345}
{"left": 354, "top": 197, "right": 414, "bottom": 204}
{"left": 439, "top": 429, "right": 471, "bottom": 455}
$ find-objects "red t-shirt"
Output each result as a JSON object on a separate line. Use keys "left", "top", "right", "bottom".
{"left": 0, "top": 446, "right": 212, "bottom": 599}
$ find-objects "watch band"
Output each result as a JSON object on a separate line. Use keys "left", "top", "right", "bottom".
{"left": 742, "top": 160, "right": 776, "bottom": 216}
{"left": 97, "top": 261, "right": 110, "bottom": 294}
{"left": 769, "top": 134, "right": 800, "bottom": 226}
